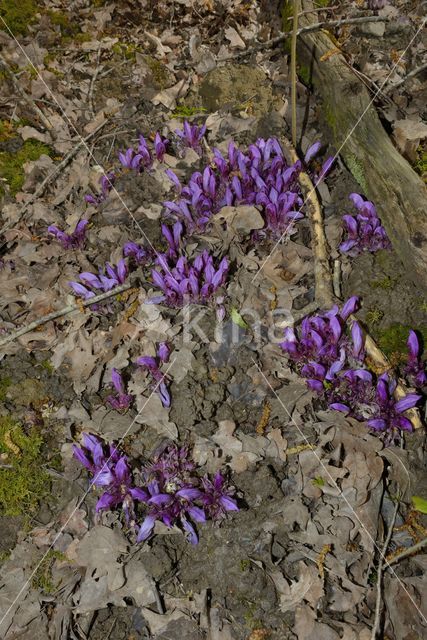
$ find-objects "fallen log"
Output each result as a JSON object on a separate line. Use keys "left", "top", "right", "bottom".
{"left": 297, "top": 0, "right": 427, "bottom": 289}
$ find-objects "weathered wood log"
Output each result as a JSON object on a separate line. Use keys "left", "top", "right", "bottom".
{"left": 297, "top": 0, "right": 427, "bottom": 289}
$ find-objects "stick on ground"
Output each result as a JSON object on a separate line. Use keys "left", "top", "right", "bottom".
{"left": 0, "top": 282, "right": 133, "bottom": 349}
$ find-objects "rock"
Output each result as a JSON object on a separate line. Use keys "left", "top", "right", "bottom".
{"left": 356, "top": 21, "right": 386, "bottom": 38}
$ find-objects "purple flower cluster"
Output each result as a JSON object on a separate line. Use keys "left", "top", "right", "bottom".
{"left": 69, "top": 259, "right": 128, "bottom": 299}
{"left": 280, "top": 298, "right": 422, "bottom": 441}
{"left": 118, "top": 133, "right": 169, "bottom": 171}
{"left": 175, "top": 120, "right": 207, "bottom": 155}
{"left": 331, "top": 372, "right": 420, "bottom": 435}
{"left": 163, "top": 137, "right": 333, "bottom": 237}
{"left": 339, "top": 194, "right": 391, "bottom": 256}
{"left": 106, "top": 368, "right": 134, "bottom": 411}
{"left": 280, "top": 296, "right": 364, "bottom": 391}
{"left": 73, "top": 436, "right": 239, "bottom": 544}
{"left": 85, "top": 172, "right": 116, "bottom": 206}
{"left": 149, "top": 250, "right": 229, "bottom": 308}
{"left": 73, "top": 433, "right": 141, "bottom": 525}
{"left": 123, "top": 241, "right": 153, "bottom": 266}
{"left": 137, "top": 342, "right": 172, "bottom": 407}
{"left": 48, "top": 220, "right": 88, "bottom": 249}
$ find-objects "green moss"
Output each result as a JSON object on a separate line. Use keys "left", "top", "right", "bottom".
{"left": 172, "top": 104, "right": 207, "bottom": 118}
{"left": 345, "top": 153, "right": 368, "bottom": 194}
{"left": 366, "top": 308, "right": 384, "bottom": 326}
{"left": 112, "top": 42, "right": 143, "bottom": 61}
{"left": 240, "top": 559, "right": 251, "bottom": 572}
{"left": 0, "top": 416, "right": 50, "bottom": 517}
{"left": 376, "top": 324, "right": 427, "bottom": 360}
{"left": 31, "top": 549, "right": 66, "bottom": 594}
{"left": 0, "top": 550, "right": 11, "bottom": 564}
{"left": 0, "top": 376, "right": 12, "bottom": 402}
{"left": 298, "top": 64, "right": 312, "bottom": 87}
{"left": 0, "top": 138, "right": 52, "bottom": 196}
{"left": 413, "top": 142, "right": 427, "bottom": 184}
{"left": 0, "top": 0, "right": 37, "bottom": 35}
{"left": 370, "top": 275, "right": 398, "bottom": 290}
{"left": 39, "top": 359, "right": 54, "bottom": 374}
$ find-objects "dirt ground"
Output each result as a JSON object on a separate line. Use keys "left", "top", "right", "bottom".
{"left": 0, "top": 2, "right": 426, "bottom": 639}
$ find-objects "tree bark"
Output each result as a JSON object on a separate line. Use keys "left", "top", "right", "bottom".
{"left": 297, "top": 0, "right": 427, "bottom": 289}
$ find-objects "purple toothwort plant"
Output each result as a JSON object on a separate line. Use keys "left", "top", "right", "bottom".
{"left": 330, "top": 371, "right": 421, "bottom": 444}
{"left": 200, "top": 471, "right": 239, "bottom": 521}
{"left": 404, "top": 331, "right": 427, "bottom": 388}
{"left": 70, "top": 259, "right": 129, "bottom": 297}
{"left": 136, "top": 443, "right": 238, "bottom": 544}
{"left": 73, "top": 434, "right": 145, "bottom": 525}
{"left": 339, "top": 194, "right": 391, "bottom": 256}
{"left": 106, "top": 368, "right": 134, "bottom": 411}
{"left": 48, "top": 220, "right": 88, "bottom": 249}
{"left": 123, "top": 241, "right": 153, "bottom": 266}
{"left": 280, "top": 297, "right": 363, "bottom": 385}
{"left": 161, "top": 221, "right": 184, "bottom": 258}
{"left": 137, "top": 342, "right": 172, "bottom": 407}
{"left": 175, "top": 120, "right": 207, "bottom": 155}
{"left": 73, "top": 437, "right": 240, "bottom": 544}
{"left": 85, "top": 172, "right": 116, "bottom": 206}
{"left": 149, "top": 250, "right": 229, "bottom": 308}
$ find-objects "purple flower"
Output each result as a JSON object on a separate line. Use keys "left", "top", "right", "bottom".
{"left": 280, "top": 297, "right": 361, "bottom": 378}
{"left": 106, "top": 368, "right": 134, "bottom": 411}
{"left": 148, "top": 250, "right": 229, "bottom": 307}
{"left": 137, "top": 342, "right": 172, "bottom": 407}
{"left": 304, "top": 142, "right": 322, "bottom": 164}
{"left": 135, "top": 444, "right": 238, "bottom": 544}
{"left": 118, "top": 147, "right": 144, "bottom": 170}
{"left": 175, "top": 120, "right": 207, "bottom": 154}
{"left": 200, "top": 471, "right": 239, "bottom": 520}
{"left": 339, "top": 194, "right": 391, "bottom": 256}
{"left": 85, "top": 172, "right": 115, "bottom": 206}
{"left": 70, "top": 259, "right": 129, "bottom": 298}
{"left": 404, "top": 330, "right": 427, "bottom": 388}
{"left": 48, "top": 219, "right": 88, "bottom": 249}
{"left": 154, "top": 133, "right": 169, "bottom": 162}
{"left": 366, "top": 373, "right": 420, "bottom": 440}
{"left": 123, "top": 241, "right": 152, "bottom": 266}
{"left": 161, "top": 221, "right": 183, "bottom": 258}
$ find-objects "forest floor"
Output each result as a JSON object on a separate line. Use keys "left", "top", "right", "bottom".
{"left": 0, "top": 1, "right": 426, "bottom": 639}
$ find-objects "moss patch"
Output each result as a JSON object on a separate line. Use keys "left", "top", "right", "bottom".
{"left": 376, "top": 324, "right": 427, "bottom": 361}
{"left": 0, "top": 0, "right": 37, "bottom": 35}
{"left": 345, "top": 153, "right": 368, "bottom": 194}
{"left": 32, "top": 549, "right": 66, "bottom": 594}
{"left": 0, "top": 138, "right": 52, "bottom": 196}
{"left": 0, "top": 376, "right": 12, "bottom": 402}
{"left": 0, "top": 416, "right": 50, "bottom": 517}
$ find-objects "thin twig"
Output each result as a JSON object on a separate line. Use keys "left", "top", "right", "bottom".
{"left": 384, "top": 62, "right": 427, "bottom": 94}
{"left": 371, "top": 500, "right": 400, "bottom": 640}
{"left": 385, "top": 537, "right": 427, "bottom": 566}
{"left": 0, "top": 120, "right": 108, "bottom": 237}
{"left": 0, "top": 54, "right": 53, "bottom": 131}
{"left": 282, "top": 138, "right": 334, "bottom": 307}
{"left": 0, "top": 282, "right": 133, "bottom": 349}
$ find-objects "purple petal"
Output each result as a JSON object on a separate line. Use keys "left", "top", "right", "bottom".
{"left": 181, "top": 517, "right": 198, "bottom": 544}
{"left": 96, "top": 492, "right": 118, "bottom": 511}
{"left": 176, "top": 488, "right": 202, "bottom": 500}
{"left": 219, "top": 496, "right": 239, "bottom": 511}
{"left": 340, "top": 296, "right": 359, "bottom": 320}
{"left": 407, "top": 330, "right": 420, "bottom": 360}
{"left": 137, "top": 514, "right": 156, "bottom": 542}
{"left": 187, "top": 506, "right": 206, "bottom": 522}
{"left": 395, "top": 394, "right": 421, "bottom": 413}
{"left": 304, "top": 141, "right": 321, "bottom": 163}
{"left": 329, "top": 403, "right": 350, "bottom": 413}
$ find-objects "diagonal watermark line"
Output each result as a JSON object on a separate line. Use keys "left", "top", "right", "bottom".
{"left": 251, "top": 357, "right": 427, "bottom": 627}
{"left": 0, "top": 357, "right": 176, "bottom": 633}
{"left": 251, "top": 16, "right": 427, "bottom": 284}
{"left": 0, "top": 15, "right": 178, "bottom": 282}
